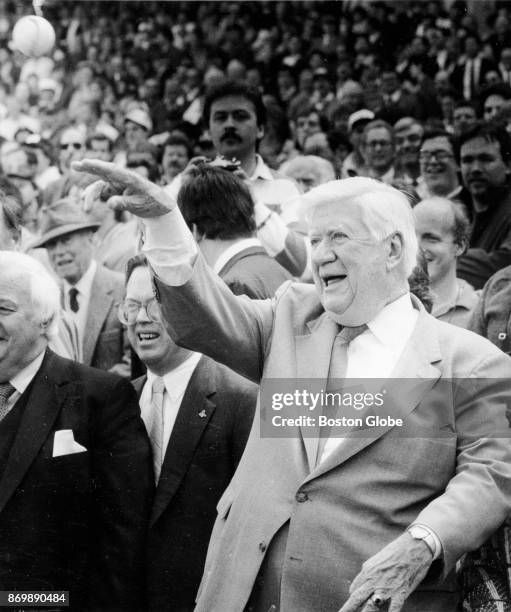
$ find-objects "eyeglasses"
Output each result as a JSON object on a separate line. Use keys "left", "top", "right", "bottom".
{"left": 365, "top": 140, "right": 392, "bottom": 149}
{"left": 419, "top": 150, "right": 454, "bottom": 162}
{"left": 60, "top": 143, "right": 83, "bottom": 150}
{"left": 118, "top": 298, "right": 161, "bottom": 325}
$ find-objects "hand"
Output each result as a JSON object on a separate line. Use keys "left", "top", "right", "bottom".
{"left": 339, "top": 532, "right": 433, "bottom": 612}
{"left": 72, "top": 159, "right": 176, "bottom": 218}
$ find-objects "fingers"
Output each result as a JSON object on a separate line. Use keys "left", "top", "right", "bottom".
{"left": 339, "top": 588, "right": 372, "bottom": 612}
{"left": 72, "top": 159, "right": 142, "bottom": 189}
{"left": 387, "top": 596, "right": 406, "bottom": 612}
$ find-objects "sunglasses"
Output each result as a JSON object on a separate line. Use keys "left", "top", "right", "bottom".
{"left": 60, "top": 143, "right": 83, "bottom": 150}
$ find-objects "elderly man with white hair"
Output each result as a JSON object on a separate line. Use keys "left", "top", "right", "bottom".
{"left": 279, "top": 155, "right": 336, "bottom": 193}
{"left": 73, "top": 159, "right": 511, "bottom": 612}
{"left": 0, "top": 251, "right": 152, "bottom": 609}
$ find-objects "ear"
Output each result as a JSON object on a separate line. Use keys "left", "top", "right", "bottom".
{"left": 257, "top": 125, "right": 265, "bottom": 141}
{"left": 191, "top": 223, "right": 203, "bottom": 242}
{"left": 454, "top": 238, "right": 467, "bottom": 256}
{"left": 386, "top": 232, "right": 404, "bottom": 270}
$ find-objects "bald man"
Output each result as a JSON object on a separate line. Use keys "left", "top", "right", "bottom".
{"left": 414, "top": 197, "right": 479, "bottom": 327}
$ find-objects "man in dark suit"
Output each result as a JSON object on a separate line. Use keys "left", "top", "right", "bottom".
{"left": 457, "top": 122, "right": 511, "bottom": 288}
{"left": 122, "top": 254, "right": 257, "bottom": 611}
{"left": 0, "top": 250, "right": 153, "bottom": 610}
{"left": 31, "top": 199, "right": 129, "bottom": 374}
{"left": 450, "top": 33, "right": 496, "bottom": 101}
{"left": 178, "top": 164, "right": 292, "bottom": 299}
{"left": 73, "top": 158, "right": 511, "bottom": 612}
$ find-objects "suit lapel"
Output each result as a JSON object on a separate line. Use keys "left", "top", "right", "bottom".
{"left": 304, "top": 309, "right": 443, "bottom": 483}
{"left": 82, "top": 267, "right": 114, "bottom": 365}
{"left": 295, "top": 313, "right": 338, "bottom": 471}
{"left": 0, "top": 351, "right": 73, "bottom": 515}
{"left": 150, "top": 357, "right": 215, "bottom": 527}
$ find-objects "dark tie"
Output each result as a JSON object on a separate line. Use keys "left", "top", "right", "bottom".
{"left": 317, "top": 324, "right": 368, "bottom": 464}
{"left": 69, "top": 287, "right": 79, "bottom": 313}
{"left": 0, "top": 382, "right": 16, "bottom": 422}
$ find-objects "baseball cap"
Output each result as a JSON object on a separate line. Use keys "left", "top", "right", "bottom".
{"left": 124, "top": 108, "right": 153, "bottom": 132}
{"left": 348, "top": 109, "right": 375, "bottom": 132}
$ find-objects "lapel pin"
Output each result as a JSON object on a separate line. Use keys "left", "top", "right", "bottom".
{"left": 198, "top": 410, "right": 207, "bottom": 418}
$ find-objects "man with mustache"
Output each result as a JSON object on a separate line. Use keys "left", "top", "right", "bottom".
{"left": 167, "top": 80, "right": 306, "bottom": 277}
{"left": 160, "top": 134, "right": 191, "bottom": 186}
{"left": 457, "top": 122, "right": 511, "bottom": 289}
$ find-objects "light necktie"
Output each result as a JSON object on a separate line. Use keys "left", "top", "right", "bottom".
{"left": 69, "top": 287, "right": 79, "bottom": 313}
{"left": 149, "top": 377, "right": 165, "bottom": 484}
{"left": 317, "top": 325, "right": 367, "bottom": 464}
{"left": 0, "top": 382, "right": 16, "bottom": 422}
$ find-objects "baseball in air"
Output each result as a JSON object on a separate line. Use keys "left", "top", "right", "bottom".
{"left": 12, "top": 15, "right": 55, "bottom": 57}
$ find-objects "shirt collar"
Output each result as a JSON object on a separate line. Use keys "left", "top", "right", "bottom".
{"left": 63, "top": 259, "right": 97, "bottom": 295}
{"left": 249, "top": 154, "right": 274, "bottom": 181}
{"left": 147, "top": 352, "right": 201, "bottom": 402}
{"left": 213, "top": 237, "right": 262, "bottom": 274}
{"left": 10, "top": 349, "right": 46, "bottom": 394}
{"left": 366, "top": 293, "right": 417, "bottom": 350}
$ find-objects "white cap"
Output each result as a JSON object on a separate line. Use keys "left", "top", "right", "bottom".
{"left": 124, "top": 108, "right": 152, "bottom": 132}
{"left": 348, "top": 109, "right": 375, "bottom": 132}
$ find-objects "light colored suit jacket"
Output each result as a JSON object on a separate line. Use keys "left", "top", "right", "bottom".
{"left": 153, "top": 256, "right": 511, "bottom": 612}
{"left": 79, "top": 265, "right": 127, "bottom": 372}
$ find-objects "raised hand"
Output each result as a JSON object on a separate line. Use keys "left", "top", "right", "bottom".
{"left": 72, "top": 159, "right": 176, "bottom": 218}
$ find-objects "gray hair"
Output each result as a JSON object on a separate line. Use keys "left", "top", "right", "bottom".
{"left": 0, "top": 251, "right": 61, "bottom": 339}
{"left": 279, "top": 155, "right": 336, "bottom": 185}
{"left": 303, "top": 176, "right": 418, "bottom": 276}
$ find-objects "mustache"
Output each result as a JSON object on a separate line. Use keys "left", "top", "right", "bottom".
{"left": 221, "top": 130, "right": 242, "bottom": 142}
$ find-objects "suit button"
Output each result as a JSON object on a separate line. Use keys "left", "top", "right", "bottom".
{"left": 259, "top": 542, "right": 267, "bottom": 552}
{"left": 295, "top": 491, "right": 308, "bottom": 503}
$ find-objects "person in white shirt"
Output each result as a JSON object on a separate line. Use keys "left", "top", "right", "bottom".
{"left": 123, "top": 254, "right": 257, "bottom": 611}
{"left": 166, "top": 79, "right": 306, "bottom": 277}
{"left": 73, "top": 159, "right": 511, "bottom": 612}
{"left": 414, "top": 197, "right": 478, "bottom": 328}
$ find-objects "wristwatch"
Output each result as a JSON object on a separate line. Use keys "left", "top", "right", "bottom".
{"left": 407, "top": 524, "right": 437, "bottom": 557}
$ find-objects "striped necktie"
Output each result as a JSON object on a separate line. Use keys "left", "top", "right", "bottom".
{"left": 149, "top": 377, "right": 165, "bottom": 484}
{"left": 0, "top": 382, "right": 16, "bottom": 422}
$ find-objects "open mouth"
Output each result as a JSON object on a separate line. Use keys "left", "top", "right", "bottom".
{"left": 322, "top": 274, "right": 347, "bottom": 287}
{"left": 137, "top": 331, "right": 160, "bottom": 342}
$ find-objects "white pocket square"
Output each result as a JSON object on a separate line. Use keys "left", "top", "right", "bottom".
{"left": 52, "top": 429, "right": 87, "bottom": 457}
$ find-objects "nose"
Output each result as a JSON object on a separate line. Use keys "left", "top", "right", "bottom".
{"left": 135, "top": 304, "right": 151, "bottom": 323}
{"left": 312, "top": 238, "right": 336, "bottom": 266}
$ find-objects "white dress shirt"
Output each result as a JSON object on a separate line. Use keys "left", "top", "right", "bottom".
{"left": 7, "top": 350, "right": 46, "bottom": 411}
{"left": 63, "top": 259, "right": 96, "bottom": 345}
{"left": 139, "top": 352, "right": 201, "bottom": 457}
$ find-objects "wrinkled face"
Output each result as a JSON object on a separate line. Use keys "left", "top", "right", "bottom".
{"left": 46, "top": 231, "right": 94, "bottom": 285}
{"left": 309, "top": 199, "right": 398, "bottom": 325}
{"left": 125, "top": 266, "right": 181, "bottom": 371}
{"left": 363, "top": 127, "right": 394, "bottom": 172}
{"left": 420, "top": 136, "right": 459, "bottom": 194}
{"left": 285, "top": 165, "right": 321, "bottom": 192}
{"left": 86, "top": 138, "right": 113, "bottom": 162}
{"left": 460, "top": 136, "right": 509, "bottom": 200}
{"left": 484, "top": 94, "right": 506, "bottom": 121}
{"left": 208, "top": 95, "right": 263, "bottom": 160}
{"left": 395, "top": 124, "right": 424, "bottom": 166}
{"left": 0, "top": 274, "right": 46, "bottom": 381}
{"left": 414, "top": 204, "right": 461, "bottom": 284}
{"left": 161, "top": 144, "right": 189, "bottom": 179}
{"left": 125, "top": 121, "right": 148, "bottom": 149}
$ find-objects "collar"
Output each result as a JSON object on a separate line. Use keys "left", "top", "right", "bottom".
{"left": 10, "top": 349, "right": 46, "bottom": 394}
{"left": 63, "top": 259, "right": 97, "bottom": 295}
{"left": 213, "top": 237, "right": 262, "bottom": 274}
{"left": 366, "top": 293, "right": 417, "bottom": 351}
{"left": 249, "top": 154, "right": 274, "bottom": 181}
{"left": 433, "top": 279, "right": 479, "bottom": 317}
{"left": 147, "top": 352, "right": 201, "bottom": 403}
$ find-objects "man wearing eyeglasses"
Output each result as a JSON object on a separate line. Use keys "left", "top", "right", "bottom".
{"left": 416, "top": 129, "right": 467, "bottom": 203}
{"left": 122, "top": 254, "right": 257, "bottom": 611}
{"left": 360, "top": 119, "right": 396, "bottom": 184}
{"left": 43, "top": 127, "right": 88, "bottom": 207}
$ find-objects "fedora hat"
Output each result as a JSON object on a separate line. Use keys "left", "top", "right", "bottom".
{"left": 30, "top": 198, "right": 100, "bottom": 249}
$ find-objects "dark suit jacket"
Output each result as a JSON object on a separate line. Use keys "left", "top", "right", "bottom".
{"left": 450, "top": 57, "right": 496, "bottom": 100}
{"left": 0, "top": 349, "right": 153, "bottom": 610}
{"left": 457, "top": 189, "right": 511, "bottom": 289}
{"left": 219, "top": 245, "right": 292, "bottom": 299}
{"left": 132, "top": 355, "right": 257, "bottom": 612}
